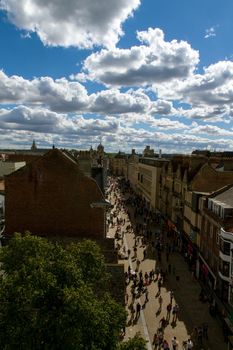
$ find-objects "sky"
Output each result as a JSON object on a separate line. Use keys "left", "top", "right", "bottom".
{"left": 0, "top": 0, "right": 233, "bottom": 153}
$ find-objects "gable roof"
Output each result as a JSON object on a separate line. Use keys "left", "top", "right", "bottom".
{"left": 191, "top": 163, "right": 233, "bottom": 192}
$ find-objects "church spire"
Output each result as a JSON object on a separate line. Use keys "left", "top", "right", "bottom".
{"left": 31, "top": 140, "right": 37, "bottom": 151}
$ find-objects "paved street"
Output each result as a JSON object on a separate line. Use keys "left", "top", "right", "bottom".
{"left": 107, "top": 177, "right": 227, "bottom": 350}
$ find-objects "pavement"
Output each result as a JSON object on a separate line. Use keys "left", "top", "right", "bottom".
{"left": 106, "top": 178, "right": 227, "bottom": 350}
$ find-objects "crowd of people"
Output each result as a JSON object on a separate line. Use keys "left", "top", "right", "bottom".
{"left": 106, "top": 176, "right": 209, "bottom": 350}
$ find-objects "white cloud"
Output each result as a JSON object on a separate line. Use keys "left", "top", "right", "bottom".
{"left": 204, "top": 26, "right": 217, "bottom": 39}
{"left": 89, "top": 89, "right": 150, "bottom": 114}
{"left": 0, "top": 105, "right": 119, "bottom": 136}
{"left": 151, "top": 118, "right": 187, "bottom": 130}
{"left": 74, "top": 28, "right": 199, "bottom": 86}
{"left": 0, "top": 104, "right": 232, "bottom": 153}
{"left": 187, "top": 124, "right": 233, "bottom": 136}
{"left": 152, "top": 60, "right": 233, "bottom": 122}
{"left": 0, "top": 71, "right": 178, "bottom": 117}
{"left": 0, "top": 0, "right": 140, "bottom": 48}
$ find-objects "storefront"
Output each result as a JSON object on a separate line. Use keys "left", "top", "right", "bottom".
{"left": 199, "top": 253, "right": 216, "bottom": 290}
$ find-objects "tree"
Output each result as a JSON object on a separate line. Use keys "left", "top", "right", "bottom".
{"left": 0, "top": 233, "right": 126, "bottom": 350}
{"left": 119, "top": 333, "right": 147, "bottom": 350}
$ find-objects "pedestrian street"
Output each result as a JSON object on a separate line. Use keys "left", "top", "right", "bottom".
{"left": 106, "top": 176, "right": 227, "bottom": 350}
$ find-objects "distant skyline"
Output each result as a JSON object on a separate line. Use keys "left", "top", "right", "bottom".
{"left": 0, "top": 0, "right": 233, "bottom": 153}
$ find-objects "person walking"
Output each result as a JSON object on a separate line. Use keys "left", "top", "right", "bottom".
{"left": 171, "top": 336, "right": 178, "bottom": 350}
{"left": 203, "top": 323, "right": 209, "bottom": 339}
{"left": 166, "top": 302, "right": 172, "bottom": 321}
{"left": 158, "top": 295, "right": 163, "bottom": 309}
{"left": 197, "top": 326, "right": 203, "bottom": 345}
{"left": 160, "top": 316, "right": 167, "bottom": 329}
{"left": 145, "top": 287, "right": 149, "bottom": 303}
{"left": 170, "top": 290, "right": 174, "bottom": 304}
{"left": 172, "top": 304, "right": 179, "bottom": 322}
{"left": 186, "top": 339, "right": 193, "bottom": 349}
{"left": 152, "top": 333, "right": 159, "bottom": 349}
{"left": 136, "top": 258, "right": 140, "bottom": 272}
{"left": 129, "top": 304, "right": 135, "bottom": 323}
{"left": 162, "top": 339, "right": 170, "bottom": 350}
{"left": 158, "top": 278, "right": 162, "bottom": 293}
{"left": 136, "top": 302, "right": 141, "bottom": 320}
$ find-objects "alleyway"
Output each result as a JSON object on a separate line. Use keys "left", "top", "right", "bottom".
{"left": 106, "top": 177, "right": 227, "bottom": 350}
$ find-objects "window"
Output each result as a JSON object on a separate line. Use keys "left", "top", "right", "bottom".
{"left": 229, "top": 286, "right": 233, "bottom": 306}
{"left": 216, "top": 230, "right": 219, "bottom": 245}
{"left": 219, "top": 258, "right": 230, "bottom": 277}
{"left": 208, "top": 200, "right": 212, "bottom": 211}
{"left": 220, "top": 238, "right": 230, "bottom": 255}
{"left": 220, "top": 207, "right": 225, "bottom": 219}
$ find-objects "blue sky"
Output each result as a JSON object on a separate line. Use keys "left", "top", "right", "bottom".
{"left": 0, "top": 0, "right": 233, "bottom": 153}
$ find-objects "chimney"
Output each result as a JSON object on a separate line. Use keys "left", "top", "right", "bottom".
{"left": 159, "top": 149, "right": 162, "bottom": 159}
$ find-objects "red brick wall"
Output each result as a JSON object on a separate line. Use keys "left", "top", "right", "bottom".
{"left": 5, "top": 150, "right": 105, "bottom": 238}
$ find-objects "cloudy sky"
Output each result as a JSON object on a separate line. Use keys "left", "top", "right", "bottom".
{"left": 0, "top": 0, "right": 233, "bottom": 153}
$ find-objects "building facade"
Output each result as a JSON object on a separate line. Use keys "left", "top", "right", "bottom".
{"left": 5, "top": 149, "right": 107, "bottom": 239}
{"left": 0, "top": 160, "right": 26, "bottom": 177}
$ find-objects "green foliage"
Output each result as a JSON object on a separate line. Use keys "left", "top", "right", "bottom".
{"left": 119, "top": 333, "right": 147, "bottom": 350}
{"left": 0, "top": 233, "right": 126, "bottom": 350}
{"left": 67, "top": 240, "right": 109, "bottom": 293}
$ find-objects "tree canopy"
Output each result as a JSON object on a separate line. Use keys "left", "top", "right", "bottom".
{"left": 118, "top": 333, "right": 147, "bottom": 350}
{"left": 0, "top": 233, "right": 126, "bottom": 350}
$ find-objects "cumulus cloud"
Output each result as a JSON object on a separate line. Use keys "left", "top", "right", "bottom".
{"left": 0, "top": 104, "right": 232, "bottom": 153}
{"left": 0, "top": 0, "right": 140, "bottom": 48}
{"left": 179, "top": 105, "right": 229, "bottom": 121}
{"left": 0, "top": 70, "right": 178, "bottom": 117}
{"left": 0, "top": 71, "right": 89, "bottom": 109}
{"left": 0, "top": 105, "right": 61, "bottom": 133}
{"left": 0, "top": 105, "right": 118, "bottom": 136}
{"left": 74, "top": 28, "right": 199, "bottom": 86}
{"left": 179, "top": 61, "right": 233, "bottom": 106}
{"left": 152, "top": 60, "right": 233, "bottom": 122}
{"left": 89, "top": 89, "right": 150, "bottom": 114}
{"left": 187, "top": 124, "right": 233, "bottom": 136}
{"left": 151, "top": 118, "right": 187, "bottom": 129}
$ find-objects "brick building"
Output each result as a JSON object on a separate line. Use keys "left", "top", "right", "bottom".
{"left": 5, "top": 148, "right": 107, "bottom": 239}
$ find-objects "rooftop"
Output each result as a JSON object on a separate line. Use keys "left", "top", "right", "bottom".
{"left": 211, "top": 186, "right": 233, "bottom": 208}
